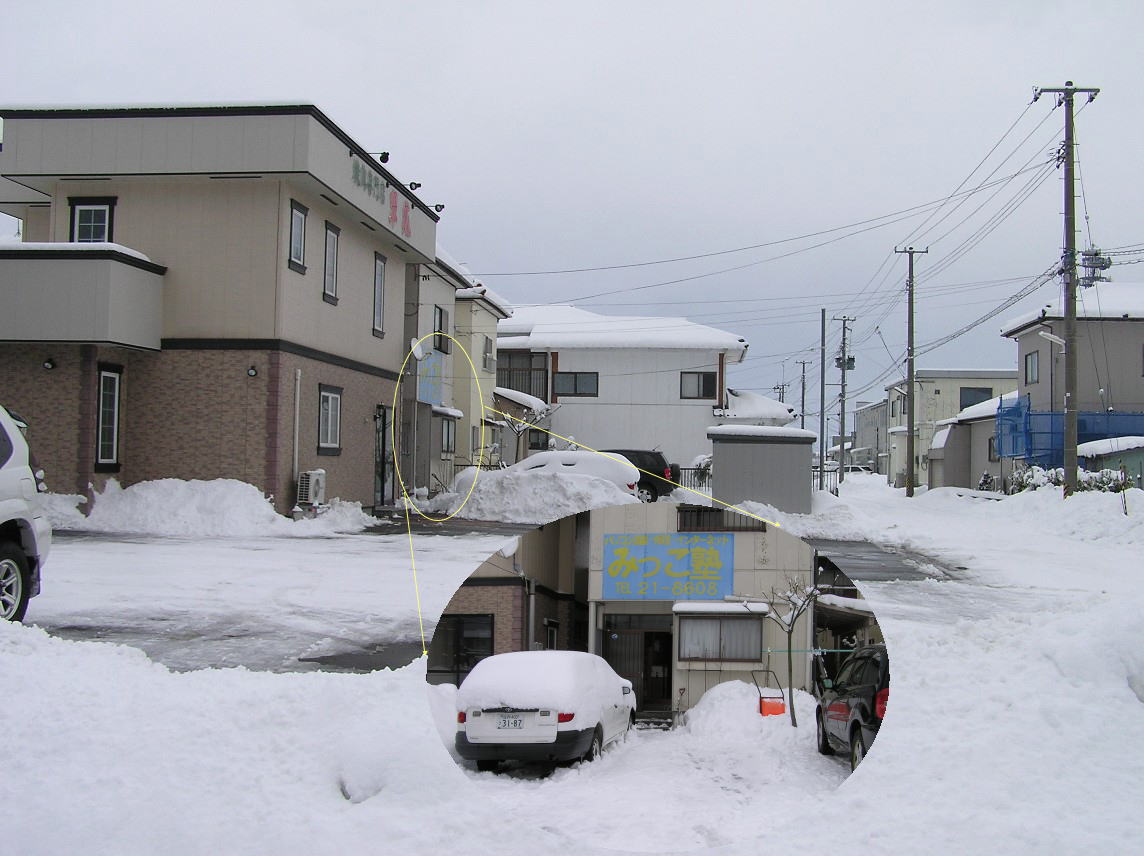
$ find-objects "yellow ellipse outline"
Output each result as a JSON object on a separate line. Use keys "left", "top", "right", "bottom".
{"left": 390, "top": 332, "right": 486, "bottom": 523}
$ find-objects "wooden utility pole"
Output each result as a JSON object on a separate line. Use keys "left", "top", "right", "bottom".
{"left": 1033, "top": 81, "right": 1099, "bottom": 497}
{"left": 895, "top": 247, "right": 928, "bottom": 497}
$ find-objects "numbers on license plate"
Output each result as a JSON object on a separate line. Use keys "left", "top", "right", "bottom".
{"left": 497, "top": 716, "right": 523, "bottom": 729}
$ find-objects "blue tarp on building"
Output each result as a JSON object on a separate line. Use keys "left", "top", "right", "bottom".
{"left": 996, "top": 396, "right": 1144, "bottom": 467}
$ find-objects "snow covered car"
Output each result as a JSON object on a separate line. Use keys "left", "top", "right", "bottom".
{"left": 502, "top": 450, "right": 639, "bottom": 496}
{"left": 455, "top": 650, "right": 636, "bottom": 771}
{"left": 0, "top": 404, "right": 51, "bottom": 622}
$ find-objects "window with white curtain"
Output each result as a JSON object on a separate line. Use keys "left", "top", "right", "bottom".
{"left": 678, "top": 616, "right": 762, "bottom": 662}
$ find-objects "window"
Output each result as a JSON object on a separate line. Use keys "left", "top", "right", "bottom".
{"left": 318, "top": 385, "right": 342, "bottom": 455}
{"left": 95, "top": 365, "right": 122, "bottom": 471}
{"left": 545, "top": 622, "right": 559, "bottom": 650}
{"left": 679, "top": 616, "right": 762, "bottom": 661}
{"left": 680, "top": 371, "right": 717, "bottom": 400}
{"left": 322, "top": 222, "right": 340, "bottom": 304}
{"left": 988, "top": 436, "right": 1000, "bottom": 462}
{"left": 372, "top": 253, "right": 386, "bottom": 335}
{"left": 426, "top": 614, "right": 494, "bottom": 685}
{"left": 528, "top": 428, "right": 548, "bottom": 450}
{"left": 288, "top": 200, "right": 307, "bottom": 273}
{"left": 69, "top": 197, "right": 116, "bottom": 242}
{"left": 1023, "top": 350, "right": 1040, "bottom": 385}
{"left": 433, "top": 305, "right": 451, "bottom": 353}
{"left": 471, "top": 425, "right": 481, "bottom": 458}
{"left": 482, "top": 335, "right": 495, "bottom": 372}
{"left": 891, "top": 398, "right": 897, "bottom": 418}
{"left": 553, "top": 371, "right": 598, "bottom": 397}
{"left": 959, "top": 386, "right": 992, "bottom": 410}
{"left": 498, "top": 351, "right": 548, "bottom": 400}
{"left": 441, "top": 417, "right": 456, "bottom": 456}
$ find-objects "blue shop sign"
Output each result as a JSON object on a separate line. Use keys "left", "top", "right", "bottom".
{"left": 602, "top": 533, "right": 734, "bottom": 600}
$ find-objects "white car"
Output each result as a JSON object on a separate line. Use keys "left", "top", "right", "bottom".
{"left": 455, "top": 650, "right": 637, "bottom": 771}
{"left": 451, "top": 450, "right": 639, "bottom": 497}
{"left": 506, "top": 450, "right": 638, "bottom": 493}
{"left": 0, "top": 405, "right": 51, "bottom": 622}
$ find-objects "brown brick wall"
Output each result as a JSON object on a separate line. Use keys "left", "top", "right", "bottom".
{"left": 442, "top": 582, "right": 524, "bottom": 654}
{"left": 0, "top": 344, "right": 397, "bottom": 514}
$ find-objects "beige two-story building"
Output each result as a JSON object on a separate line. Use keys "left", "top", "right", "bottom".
{"left": 0, "top": 105, "right": 441, "bottom": 512}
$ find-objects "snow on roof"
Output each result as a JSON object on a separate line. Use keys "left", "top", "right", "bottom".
{"left": 672, "top": 602, "right": 770, "bottom": 614}
{"left": 454, "top": 285, "right": 513, "bottom": 317}
{"left": 497, "top": 305, "right": 748, "bottom": 356}
{"left": 953, "top": 390, "right": 1018, "bottom": 423}
{"left": 930, "top": 426, "right": 951, "bottom": 450}
{"left": 888, "top": 425, "right": 911, "bottom": 435}
{"left": 1001, "top": 282, "right": 1144, "bottom": 335}
{"left": 707, "top": 425, "right": 817, "bottom": 440}
{"left": 431, "top": 406, "right": 463, "bottom": 419}
{"left": 493, "top": 386, "right": 549, "bottom": 414}
{"left": 817, "top": 594, "right": 875, "bottom": 613}
{"left": 0, "top": 240, "right": 154, "bottom": 262}
{"left": 715, "top": 388, "right": 797, "bottom": 423}
{"left": 1077, "top": 436, "right": 1144, "bottom": 458}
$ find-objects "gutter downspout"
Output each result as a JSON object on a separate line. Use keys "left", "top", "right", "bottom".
{"left": 292, "top": 369, "right": 302, "bottom": 483}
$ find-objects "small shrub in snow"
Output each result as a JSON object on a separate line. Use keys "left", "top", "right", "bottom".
{"left": 1012, "top": 466, "right": 1129, "bottom": 493}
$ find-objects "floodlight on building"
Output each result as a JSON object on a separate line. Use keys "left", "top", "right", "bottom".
{"left": 409, "top": 181, "right": 422, "bottom": 191}
{"left": 1038, "top": 329, "right": 1066, "bottom": 348}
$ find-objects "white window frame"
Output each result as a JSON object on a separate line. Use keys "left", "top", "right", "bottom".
{"left": 433, "top": 305, "right": 452, "bottom": 353}
{"left": 97, "top": 369, "right": 121, "bottom": 465}
{"left": 482, "top": 335, "right": 495, "bottom": 372}
{"left": 289, "top": 200, "right": 307, "bottom": 270}
{"left": 73, "top": 204, "right": 111, "bottom": 242}
{"left": 318, "top": 387, "right": 342, "bottom": 451}
{"left": 323, "top": 222, "right": 340, "bottom": 302}
{"left": 373, "top": 253, "right": 387, "bottom": 334}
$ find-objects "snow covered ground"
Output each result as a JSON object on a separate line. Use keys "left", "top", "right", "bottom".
{"left": 3, "top": 475, "right": 1143, "bottom": 853}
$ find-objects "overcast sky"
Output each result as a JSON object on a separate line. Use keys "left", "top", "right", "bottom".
{"left": 4, "top": 1, "right": 1142, "bottom": 429}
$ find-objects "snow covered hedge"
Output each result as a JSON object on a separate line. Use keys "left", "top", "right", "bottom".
{"left": 1012, "top": 465, "right": 1129, "bottom": 493}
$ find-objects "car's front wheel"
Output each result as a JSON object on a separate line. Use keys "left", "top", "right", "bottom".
{"left": 0, "top": 543, "right": 30, "bottom": 623}
{"left": 815, "top": 710, "right": 833, "bottom": 756}
{"left": 636, "top": 482, "right": 657, "bottom": 503}
{"left": 849, "top": 726, "right": 867, "bottom": 771}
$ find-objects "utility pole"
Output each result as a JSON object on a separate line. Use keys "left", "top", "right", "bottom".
{"left": 894, "top": 246, "right": 928, "bottom": 498}
{"left": 797, "top": 360, "right": 811, "bottom": 429}
{"left": 772, "top": 381, "right": 790, "bottom": 403}
{"left": 833, "top": 316, "right": 854, "bottom": 484}
{"left": 1034, "top": 81, "right": 1099, "bottom": 497}
{"left": 818, "top": 309, "right": 826, "bottom": 491}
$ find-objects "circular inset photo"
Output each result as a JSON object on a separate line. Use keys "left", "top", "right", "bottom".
{"left": 425, "top": 501, "right": 889, "bottom": 848}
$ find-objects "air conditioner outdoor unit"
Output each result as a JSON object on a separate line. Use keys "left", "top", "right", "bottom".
{"left": 297, "top": 469, "right": 327, "bottom": 505}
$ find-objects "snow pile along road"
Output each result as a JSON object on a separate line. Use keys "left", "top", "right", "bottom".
{"left": 44, "top": 478, "right": 379, "bottom": 536}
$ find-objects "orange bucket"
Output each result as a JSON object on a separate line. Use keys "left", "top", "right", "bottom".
{"left": 759, "top": 697, "right": 786, "bottom": 716}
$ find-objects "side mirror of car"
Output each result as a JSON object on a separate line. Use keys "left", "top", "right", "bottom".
{"left": 822, "top": 678, "right": 833, "bottom": 690}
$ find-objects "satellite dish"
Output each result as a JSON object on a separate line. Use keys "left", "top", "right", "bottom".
{"left": 409, "top": 338, "right": 425, "bottom": 361}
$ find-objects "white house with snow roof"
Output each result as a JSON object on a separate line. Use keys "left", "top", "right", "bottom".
{"left": 927, "top": 389, "right": 1018, "bottom": 490}
{"left": 496, "top": 305, "right": 749, "bottom": 464}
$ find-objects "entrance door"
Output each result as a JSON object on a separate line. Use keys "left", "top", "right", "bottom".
{"left": 603, "top": 621, "right": 673, "bottom": 712}
{"left": 374, "top": 405, "right": 394, "bottom": 508}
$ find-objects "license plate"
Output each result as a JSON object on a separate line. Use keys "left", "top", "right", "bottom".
{"left": 497, "top": 716, "right": 524, "bottom": 729}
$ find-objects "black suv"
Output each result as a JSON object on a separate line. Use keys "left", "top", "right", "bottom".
{"left": 600, "top": 450, "right": 681, "bottom": 503}
{"left": 815, "top": 644, "right": 889, "bottom": 771}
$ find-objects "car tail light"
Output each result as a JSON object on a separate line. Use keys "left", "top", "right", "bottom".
{"left": 557, "top": 712, "right": 575, "bottom": 723}
{"left": 663, "top": 466, "right": 671, "bottom": 479}
{"left": 875, "top": 687, "right": 888, "bottom": 720}
{"left": 457, "top": 712, "right": 466, "bottom": 724}
{"left": 627, "top": 483, "right": 636, "bottom": 492}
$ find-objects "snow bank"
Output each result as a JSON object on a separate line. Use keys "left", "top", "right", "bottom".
{"left": 48, "top": 478, "right": 378, "bottom": 537}
{"left": 422, "top": 470, "right": 638, "bottom": 524}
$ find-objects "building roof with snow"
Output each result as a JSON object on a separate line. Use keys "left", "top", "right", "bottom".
{"left": 1076, "top": 436, "right": 1144, "bottom": 458}
{"left": 1001, "top": 282, "right": 1144, "bottom": 337}
{"left": 497, "top": 305, "right": 748, "bottom": 358}
{"left": 937, "top": 389, "right": 1019, "bottom": 425}
{"left": 713, "top": 388, "right": 797, "bottom": 425}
